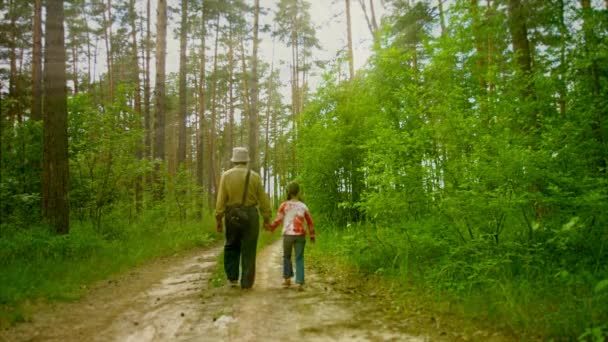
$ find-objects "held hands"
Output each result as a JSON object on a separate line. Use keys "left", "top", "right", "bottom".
{"left": 216, "top": 218, "right": 223, "bottom": 233}
{"left": 263, "top": 222, "right": 272, "bottom": 232}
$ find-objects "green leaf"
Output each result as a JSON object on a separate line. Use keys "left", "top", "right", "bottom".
{"left": 594, "top": 279, "right": 608, "bottom": 293}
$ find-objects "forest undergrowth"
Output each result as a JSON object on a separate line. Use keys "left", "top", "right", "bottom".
{"left": 0, "top": 207, "right": 218, "bottom": 328}
{"left": 308, "top": 222, "right": 608, "bottom": 341}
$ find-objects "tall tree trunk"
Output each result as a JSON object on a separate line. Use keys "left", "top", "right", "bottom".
{"left": 507, "top": 0, "right": 536, "bottom": 128}
{"left": 129, "top": 0, "right": 142, "bottom": 116}
{"left": 208, "top": 14, "right": 220, "bottom": 208}
{"left": 557, "top": 0, "right": 567, "bottom": 118}
{"left": 84, "top": 6, "right": 92, "bottom": 90}
{"left": 250, "top": 0, "right": 260, "bottom": 172}
{"left": 31, "top": 0, "right": 43, "bottom": 121}
{"left": 177, "top": 0, "right": 188, "bottom": 169}
{"left": 144, "top": 0, "right": 152, "bottom": 160}
{"left": 345, "top": 0, "right": 355, "bottom": 80}
{"left": 358, "top": 0, "right": 375, "bottom": 40}
{"left": 369, "top": 0, "right": 378, "bottom": 33}
{"left": 8, "top": 0, "right": 18, "bottom": 124}
{"left": 263, "top": 32, "right": 276, "bottom": 191}
{"left": 228, "top": 24, "right": 235, "bottom": 166}
{"left": 102, "top": 0, "right": 114, "bottom": 100}
{"left": 438, "top": 0, "right": 446, "bottom": 37}
{"left": 471, "top": 0, "right": 488, "bottom": 124}
{"left": 71, "top": 45, "right": 79, "bottom": 95}
{"left": 16, "top": 46, "right": 24, "bottom": 123}
{"left": 580, "top": 0, "right": 600, "bottom": 97}
{"left": 239, "top": 36, "right": 251, "bottom": 147}
{"left": 129, "top": 0, "right": 143, "bottom": 213}
{"left": 43, "top": 0, "right": 70, "bottom": 234}
{"left": 0, "top": 91, "right": 3, "bottom": 169}
{"left": 290, "top": 10, "right": 299, "bottom": 174}
{"left": 508, "top": 0, "right": 531, "bottom": 75}
{"left": 196, "top": 5, "right": 207, "bottom": 218}
{"left": 470, "top": 0, "right": 487, "bottom": 89}
{"left": 581, "top": 0, "right": 606, "bottom": 174}
{"left": 486, "top": 0, "right": 494, "bottom": 95}
{"left": 263, "top": 70, "right": 274, "bottom": 191}
{"left": 507, "top": 0, "right": 532, "bottom": 96}
{"left": 273, "top": 111, "right": 281, "bottom": 203}
{"left": 153, "top": 0, "right": 167, "bottom": 199}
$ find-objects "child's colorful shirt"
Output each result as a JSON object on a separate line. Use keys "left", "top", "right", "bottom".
{"left": 269, "top": 200, "right": 315, "bottom": 237}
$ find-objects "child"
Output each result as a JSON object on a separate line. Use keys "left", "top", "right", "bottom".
{"left": 265, "top": 182, "right": 315, "bottom": 290}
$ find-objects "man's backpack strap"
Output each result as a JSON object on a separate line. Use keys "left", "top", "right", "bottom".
{"left": 241, "top": 168, "right": 251, "bottom": 205}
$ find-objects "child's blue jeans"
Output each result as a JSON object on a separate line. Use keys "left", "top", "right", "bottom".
{"left": 282, "top": 235, "right": 306, "bottom": 285}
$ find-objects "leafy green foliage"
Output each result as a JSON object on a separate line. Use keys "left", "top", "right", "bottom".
{"left": 0, "top": 120, "right": 43, "bottom": 227}
{"left": 299, "top": 0, "right": 608, "bottom": 338}
{"left": 68, "top": 88, "right": 147, "bottom": 229}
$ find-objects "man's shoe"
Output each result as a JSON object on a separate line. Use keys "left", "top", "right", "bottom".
{"left": 229, "top": 280, "right": 238, "bottom": 288}
{"left": 282, "top": 278, "right": 291, "bottom": 288}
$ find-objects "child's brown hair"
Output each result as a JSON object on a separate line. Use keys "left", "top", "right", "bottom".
{"left": 286, "top": 182, "right": 300, "bottom": 200}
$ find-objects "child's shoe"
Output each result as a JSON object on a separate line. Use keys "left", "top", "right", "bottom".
{"left": 297, "top": 284, "right": 304, "bottom": 291}
{"left": 282, "top": 278, "right": 291, "bottom": 288}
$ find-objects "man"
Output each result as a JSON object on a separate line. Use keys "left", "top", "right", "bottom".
{"left": 215, "top": 147, "right": 271, "bottom": 289}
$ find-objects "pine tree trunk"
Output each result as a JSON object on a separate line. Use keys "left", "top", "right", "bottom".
{"left": 177, "top": 0, "right": 188, "bottom": 169}
{"left": 486, "top": 0, "right": 494, "bottom": 95}
{"left": 129, "top": 0, "right": 142, "bottom": 116}
{"left": 438, "top": 0, "right": 446, "bottom": 36}
{"left": 345, "top": 0, "right": 355, "bottom": 80}
{"left": 357, "top": 0, "right": 375, "bottom": 40}
{"left": 580, "top": 0, "right": 600, "bottom": 97}
{"left": 263, "top": 68, "right": 274, "bottom": 191}
{"left": 290, "top": 11, "right": 298, "bottom": 175}
{"left": 31, "top": 0, "right": 43, "bottom": 121}
{"left": 581, "top": 0, "right": 606, "bottom": 174}
{"left": 239, "top": 37, "right": 251, "bottom": 147}
{"left": 208, "top": 14, "right": 221, "bottom": 208}
{"left": 153, "top": 0, "right": 167, "bottom": 199}
{"left": 471, "top": 0, "right": 487, "bottom": 89}
{"left": 507, "top": 0, "right": 535, "bottom": 126}
{"left": 43, "top": 0, "right": 70, "bottom": 234}
{"left": 196, "top": 6, "right": 207, "bottom": 218}
{"left": 508, "top": 0, "right": 531, "bottom": 75}
{"left": 557, "top": 0, "right": 567, "bottom": 118}
{"left": 227, "top": 24, "right": 235, "bottom": 167}
{"left": 249, "top": 0, "right": 260, "bottom": 172}
{"left": 129, "top": 0, "right": 143, "bottom": 213}
{"left": 8, "top": 0, "right": 18, "bottom": 124}
{"left": 71, "top": 45, "right": 79, "bottom": 95}
{"left": 84, "top": 7, "right": 92, "bottom": 90}
{"left": 144, "top": 0, "right": 152, "bottom": 161}
{"left": 102, "top": 0, "right": 114, "bottom": 100}
{"left": 369, "top": 0, "right": 378, "bottom": 33}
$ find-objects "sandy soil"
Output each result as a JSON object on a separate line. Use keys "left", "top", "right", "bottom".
{"left": 0, "top": 240, "right": 512, "bottom": 341}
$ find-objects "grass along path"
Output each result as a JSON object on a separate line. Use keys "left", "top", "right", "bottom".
{"left": 1, "top": 237, "right": 519, "bottom": 341}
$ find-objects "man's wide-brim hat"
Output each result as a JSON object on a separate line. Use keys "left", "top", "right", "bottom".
{"left": 231, "top": 147, "right": 250, "bottom": 163}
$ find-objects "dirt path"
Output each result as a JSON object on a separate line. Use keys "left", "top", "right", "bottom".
{"left": 0, "top": 241, "right": 509, "bottom": 341}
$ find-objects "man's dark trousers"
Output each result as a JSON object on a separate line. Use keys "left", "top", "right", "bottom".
{"left": 224, "top": 207, "right": 259, "bottom": 288}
